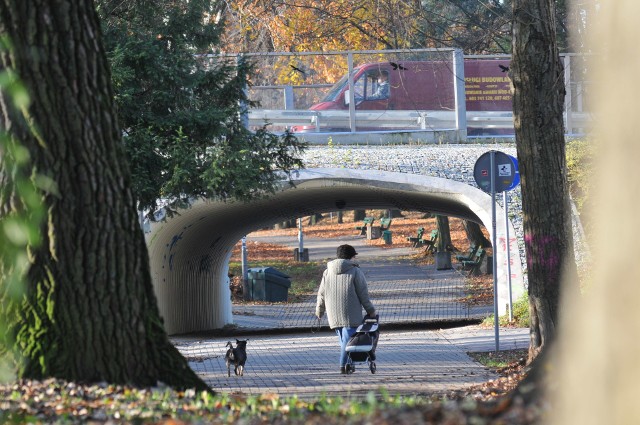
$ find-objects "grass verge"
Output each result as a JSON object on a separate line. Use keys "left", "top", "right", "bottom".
{"left": 481, "top": 293, "right": 530, "bottom": 328}
{"left": 468, "top": 349, "right": 528, "bottom": 369}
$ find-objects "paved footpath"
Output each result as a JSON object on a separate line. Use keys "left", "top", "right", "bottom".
{"left": 174, "top": 326, "right": 527, "bottom": 399}
{"left": 172, "top": 234, "right": 529, "bottom": 399}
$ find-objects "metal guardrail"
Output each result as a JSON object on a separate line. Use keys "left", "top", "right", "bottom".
{"left": 249, "top": 110, "right": 430, "bottom": 130}
{"left": 248, "top": 109, "right": 592, "bottom": 133}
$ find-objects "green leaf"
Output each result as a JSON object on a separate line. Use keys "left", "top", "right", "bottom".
{"left": 2, "top": 217, "right": 30, "bottom": 246}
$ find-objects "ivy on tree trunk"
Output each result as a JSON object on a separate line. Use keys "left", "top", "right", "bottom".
{"left": 0, "top": 0, "right": 208, "bottom": 390}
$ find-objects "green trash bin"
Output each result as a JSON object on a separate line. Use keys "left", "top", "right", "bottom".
{"left": 382, "top": 230, "right": 393, "bottom": 245}
{"left": 247, "top": 267, "right": 292, "bottom": 302}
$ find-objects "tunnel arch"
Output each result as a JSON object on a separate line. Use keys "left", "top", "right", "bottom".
{"left": 146, "top": 168, "right": 524, "bottom": 335}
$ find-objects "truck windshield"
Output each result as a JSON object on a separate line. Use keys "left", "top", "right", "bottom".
{"left": 321, "top": 75, "right": 349, "bottom": 102}
{"left": 321, "top": 68, "right": 362, "bottom": 102}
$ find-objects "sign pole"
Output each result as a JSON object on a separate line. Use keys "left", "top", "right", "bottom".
{"left": 474, "top": 149, "right": 518, "bottom": 353}
{"left": 241, "top": 236, "right": 248, "bottom": 288}
{"left": 298, "top": 217, "right": 304, "bottom": 255}
{"left": 504, "top": 191, "right": 514, "bottom": 322}
{"left": 490, "top": 151, "right": 500, "bottom": 352}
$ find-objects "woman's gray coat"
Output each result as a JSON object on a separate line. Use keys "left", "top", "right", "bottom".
{"left": 316, "top": 259, "right": 375, "bottom": 328}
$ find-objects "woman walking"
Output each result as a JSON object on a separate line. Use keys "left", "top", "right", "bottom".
{"left": 316, "top": 244, "right": 377, "bottom": 374}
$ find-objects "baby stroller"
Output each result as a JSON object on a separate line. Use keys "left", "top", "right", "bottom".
{"left": 344, "top": 315, "right": 379, "bottom": 374}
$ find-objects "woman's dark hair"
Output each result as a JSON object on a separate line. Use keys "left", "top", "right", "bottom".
{"left": 337, "top": 244, "right": 358, "bottom": 259}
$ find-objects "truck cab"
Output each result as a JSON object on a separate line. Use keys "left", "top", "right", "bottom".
{"left": 310, "top": 61, "right": 455, "bottom": 112}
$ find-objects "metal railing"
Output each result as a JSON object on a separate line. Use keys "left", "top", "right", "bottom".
{"left": 248, "top": 109, "right": 592, "bottom": 143}
{"left": 213, "top": 49, "right": 592, "bottom": 143}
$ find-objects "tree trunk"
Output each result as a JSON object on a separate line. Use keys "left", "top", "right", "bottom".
{"left": 275, "top": 219, "right": 296, "bottom": 229}
{"left": 462, "top": 220, "right": 491, "bottom": 248}
{"left": 353, "top": 209, "right": 366, "bottom": 221}
{"left": 0, "top": 0, "right": 207, "bottom": 390}
{"left": 511, "top": 0, "right": 578, "bottom": 362}
{"left": 388, "top": 209, "right": 404, "bottom": 218}
{"left": 307, "top": 213, "right": 323, "bottom": 225}
{"left": 435, "top": 215, "right": 452, "bottom": 252}
{"left": 434, "top": 216, "right": 453, "bottom": 270}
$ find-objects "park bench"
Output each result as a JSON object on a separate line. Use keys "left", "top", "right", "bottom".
{"left": 461, "top": 247, "right": 486, "bottom": 274}
{"left": 420, "top": 229, "right": 439, "bottom": 253}
{"left": 455, "top": 244, "right": 479, "bottom": 262}
{"left": 365, "top": 217, "right": 393, "bottom": 240}
{"left": 356, "top": 216, "right": 375, "bottom": 236}
{"left": 407, "top": 227, "right": 425, "bottom": 247}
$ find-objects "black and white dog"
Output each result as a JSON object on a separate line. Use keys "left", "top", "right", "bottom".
{"left": 225, "top": 339, "right": 248, "bottom": 377}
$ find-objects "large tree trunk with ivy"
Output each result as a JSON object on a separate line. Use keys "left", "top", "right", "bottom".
{"left": 0, "top": 0, "right": 207, "bottom": 390}
{"left": 511, "top": 0, "right": 578, "bottom": 362}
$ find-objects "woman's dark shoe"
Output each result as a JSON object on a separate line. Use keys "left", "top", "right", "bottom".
{"left": 340, "top": 366, "right": 346, "bottom": 374}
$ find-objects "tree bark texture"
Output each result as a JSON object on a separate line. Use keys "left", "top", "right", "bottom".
{"left": 435, "top": 215, "right": 452, "bottom": 252}
{"left": 0, "top": 0, "right": 207, "bottom": 390}
{"left": 462, "top": 220, "right": 491, "bottom": 248}
{"left": 511, "top": 0, "right": 577, "bottom": 361}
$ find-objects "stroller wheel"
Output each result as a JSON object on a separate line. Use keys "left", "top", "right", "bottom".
{"left": 346, "top": 364, "right": 355, "bottom": 374}
{"left": 369, "top": 362, "right": 376, "bottom": 374}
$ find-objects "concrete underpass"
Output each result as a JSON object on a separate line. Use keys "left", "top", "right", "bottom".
{"left": 146, "top": 168, "right": 524, "bottom": 335}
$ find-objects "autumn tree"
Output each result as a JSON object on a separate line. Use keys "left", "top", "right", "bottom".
{"left": 510, "top": 0, "right": 578, "bottom": 361}
{"left": 221, "top": 0, "right": 398, "bottom": 53}
{"left": 219, "top": 0, "right": 578, "bottom": 57}
{"left": 0, "top": 0, "right": 209, "bottom": 389}
{"left": 218, "top": 0, "right": 398, "bottom": 92}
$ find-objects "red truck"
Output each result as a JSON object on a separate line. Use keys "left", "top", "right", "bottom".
{"left": 294, "top": 59, "right": 512, "bottom": 134}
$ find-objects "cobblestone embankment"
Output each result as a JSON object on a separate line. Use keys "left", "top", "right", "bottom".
{"left": 300, "top": 143, "right": 590, "bottom": 283}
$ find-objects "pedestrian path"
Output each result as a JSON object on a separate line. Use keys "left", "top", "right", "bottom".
{"left": 234, "top": 234, "right": 492, "bottom": 331}
{"left": 173, "top": 326, "right": 528, "bottom": 399}
{"left": 173, "top": 234, "right": 528, "bottom": 399}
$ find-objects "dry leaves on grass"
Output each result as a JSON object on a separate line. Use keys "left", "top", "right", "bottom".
{"left": 0, "top": 374, "right": 545, "bottom": 424}
{"left": 463, "top": 350, "right": 529, "bottom": 401}
{"left": 231, "top": 241, "right": 296, "bottom": 263}
{"left": 244, "top": 211, "right": 471, "bottom": 252}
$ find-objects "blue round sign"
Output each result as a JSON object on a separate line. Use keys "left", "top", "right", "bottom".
{"left": 473, "top": 150, "right": 518, "bottom": 193}
{"left": 506, "top": 154, "right": 520, "bottom": 190}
